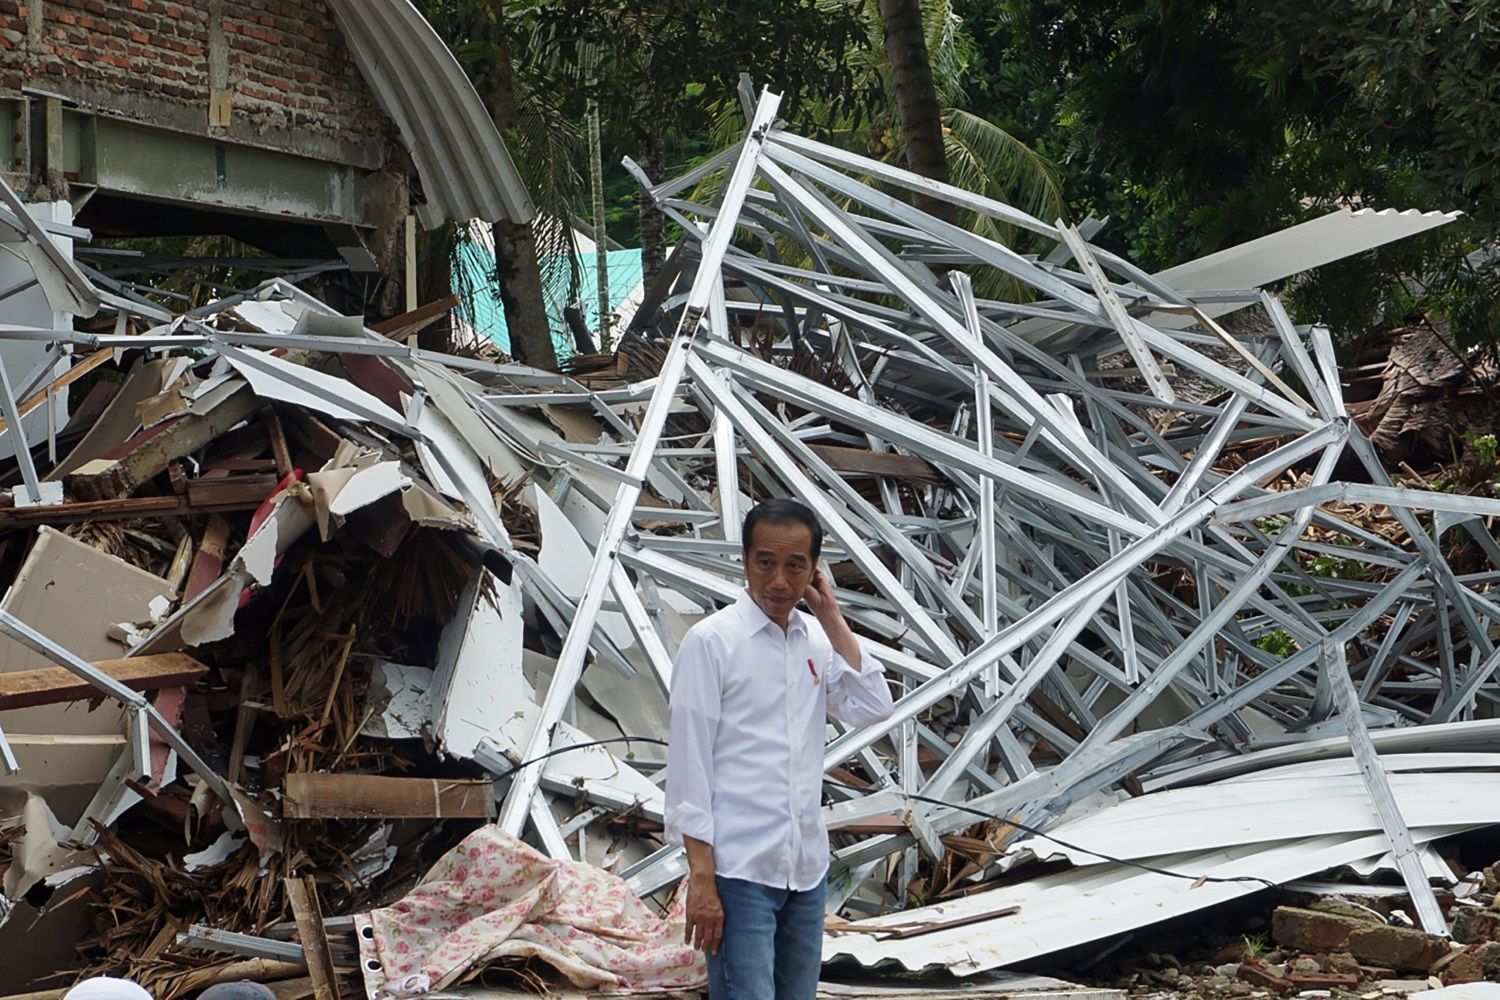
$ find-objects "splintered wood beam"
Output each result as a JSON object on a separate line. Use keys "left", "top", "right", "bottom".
{"left": 0, "top": 653, "right": 209, "bottom": 711}
{"left": 281, "top": 773, "right": 495, "bottom": 820}
{"left": 0, "top": 348, "right": 115, "bottom": 437}
{"left": 369, "top": 293, "right": 459, "bottom": 340}
{"left": 65, "top": 385, "right": 260, "bottom": 501}
{"left": 806, "top": 443, "right": 942, "bottom": 484}
{"left": 0, "top": 490, "right": 265, "bottom": 529}
{"left": 284, "top": 875, "right": 341, "bottom": 1000}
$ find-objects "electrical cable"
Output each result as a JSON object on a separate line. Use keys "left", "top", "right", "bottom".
{"left": 822, "top": 777, "right": 1278, "bottom": 889}
{"left": 488, "top": 735, "right": 669, "bottom": 781}
{"left": 495, "top": 736, "right": 1277, "bottom": 890}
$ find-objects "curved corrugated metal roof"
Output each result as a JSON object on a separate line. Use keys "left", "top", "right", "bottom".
{"left": 325, "top": 0, "right": 535, "bottom": 227}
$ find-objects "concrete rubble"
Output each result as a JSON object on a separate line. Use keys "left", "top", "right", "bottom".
{"left": 0, "top": 85, "right": 1496, "bottom": 1000}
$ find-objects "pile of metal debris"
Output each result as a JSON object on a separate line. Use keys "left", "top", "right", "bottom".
{"left": 1, "top": 86, "right": 1498, "bottom": 999}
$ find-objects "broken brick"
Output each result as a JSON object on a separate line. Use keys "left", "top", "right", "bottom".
{"left": 1453, "top": 907, "right": 1500, "bottom": 945}
{"left": 1238, "top": 962, "right": 1294, "bottom": 995}
{"left": 1472, "top": 941, "right": 1500, "bottom": 977}
{"left": 1347, "top": 924, "right": 1449, "bottom": 972}
{"left": 1286, "top": 972, "right": 1361, "bottom": 990}
{"left": 1272, "top": 906, "right": 1372, "bottom": 953}
{"left": 1440, "top": 950, "right": 1485, "bottom": 985}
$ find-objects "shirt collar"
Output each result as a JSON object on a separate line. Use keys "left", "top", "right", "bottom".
{"left": 735, "top": 589, "right": 808, "bottom": 637}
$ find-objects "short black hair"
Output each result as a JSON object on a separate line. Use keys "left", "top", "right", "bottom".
{"left": 742, "top": 499, "right": 823, "bottom": 560}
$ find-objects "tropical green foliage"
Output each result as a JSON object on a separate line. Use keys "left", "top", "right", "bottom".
{"left": 425, "top": 0, "right": 1500, "bottom": 352}
{"left": 703, "top": 0, "right": 1066, "bottom": 227}
{"left": 420, "top": 0, "right": 588, "bottom": 318}
{"left": 689, "top": 0, "right": 1066, "bottom": 299}
{"left": 958, "top": 0, "right": 1500, "bottom": 348}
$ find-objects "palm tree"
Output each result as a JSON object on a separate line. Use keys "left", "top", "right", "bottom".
{"left": 703, "top": 0, "right": 1066, "bottom": 296}
{"left": 877, "top": 0, "right": 952, "bottom": 217}
{"left": 418, "top": 0, "right": 586, "bottom": 369}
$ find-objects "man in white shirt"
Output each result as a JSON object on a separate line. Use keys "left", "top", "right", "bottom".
{"left": 665, "top": 499, "right": 895, "bottom": 1000}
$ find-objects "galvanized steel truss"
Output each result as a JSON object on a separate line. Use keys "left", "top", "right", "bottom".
{"left": 492, "top": 91, "right": 1488, "bottom": 922}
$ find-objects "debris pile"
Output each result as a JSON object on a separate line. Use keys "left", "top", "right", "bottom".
{"left": 1096, "top": 881, "right": 1500, "bottom": 1000}
{"left": 0, "top": 87, "right": 1497, "bottom": 999}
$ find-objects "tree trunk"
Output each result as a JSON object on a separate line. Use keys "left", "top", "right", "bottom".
{"left": 877, "top": 0, "right": 953, "bottom": 220}
{"left": 637, "top": 132, "right": 668, "bottom": 291}
{"left": 482, "top": 8, "right": 558, "bottom": 370}
{"left": 493, "top": 218, "right": 555, "bottom": 368}
{"left": 416, "top": 223, "right": 454, "bottom": 354}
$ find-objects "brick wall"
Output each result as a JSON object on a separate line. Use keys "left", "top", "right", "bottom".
{"left": 0, "top": 0, "right": 389, "bottom": 157}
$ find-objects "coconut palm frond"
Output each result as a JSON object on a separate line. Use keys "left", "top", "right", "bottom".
{"left": 923, "top": 0, "right": 970, "bottom": 109}
{"left": 944, "top": 108, "right": 1066, "bottom": 226}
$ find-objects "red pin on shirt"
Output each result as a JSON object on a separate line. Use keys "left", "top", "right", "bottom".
{"left": 807, "top": 658, "right": 819, "bottom": 685}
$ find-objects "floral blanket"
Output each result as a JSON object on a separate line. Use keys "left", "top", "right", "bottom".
{"left": 353, "top": 826, "right": 705, "bottom": 998}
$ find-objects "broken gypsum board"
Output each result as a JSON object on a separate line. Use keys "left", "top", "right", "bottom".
{"left": 0, "top": 609, "right": 233, "bottom": 802}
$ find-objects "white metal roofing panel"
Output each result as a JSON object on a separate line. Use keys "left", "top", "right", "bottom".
{"left": 325, "top": 0, "right": 535, "bottom": 226}
{"left": 1143, "top": 719, "right": 1500, "bottom": 790}
{"left": 1018, "top": 771, "right": 1500, "bottom": 866}
{"left": 823, "top": 824, "right": 1484, "bottom": 975}
{"left": 1153, "top": 207, "right": 1460, "bottom": 293}
{"left": 1208, "top": 752, "right": 1500, "bottom": 782}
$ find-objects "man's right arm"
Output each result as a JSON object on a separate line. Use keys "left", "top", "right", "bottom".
{"left": 683, "top": 835, "right": 722, "bottom": 955}
{"left": 665, "top": 630, "right": 723, "bottom": 954}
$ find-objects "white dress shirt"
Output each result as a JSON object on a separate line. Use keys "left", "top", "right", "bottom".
{"left": 665, "top": 590, "right": 895, "bottom": 891}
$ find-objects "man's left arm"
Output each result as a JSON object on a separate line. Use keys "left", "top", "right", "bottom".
{"left": 805, "top": 569, "right": 895, "bottom": 725}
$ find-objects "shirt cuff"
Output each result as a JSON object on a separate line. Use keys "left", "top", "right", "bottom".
{"left": 834, "top": 643, "right": 883, "bottom": 676}
{"left": 665, "top": 802, "right": 714, "bottom": 846}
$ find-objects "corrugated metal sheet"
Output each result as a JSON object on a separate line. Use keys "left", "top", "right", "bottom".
{"left": 825, "top": 830, "right": 1409, "bottom": 973}
{"left": 1024, "top": 768, "right": 1500, "bottom": 866}
{"left": 1143, "top": 719, "right": 1500, "bottom": 791}
{"left": 1153, "top": 207, "right": 1460, "bottom": 293}
{"left": 826, "top": 754, "right": 1500, "bottom": 974}
{"left": 824, "top": 823, "right": 1487, "bottom": 975}
{"left": 325, "top": 0, "right": 535, "bottom": 227}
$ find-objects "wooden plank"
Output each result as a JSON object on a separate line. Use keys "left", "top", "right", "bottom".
{"left": 282, "top": 773, "right": 494, "bottom": 820}
{"left": 284, "top": 875, "right": 341, "bottom": 1000}
{"left": 227, "top": 660, "right": 261, "bottom": 785}
{"left": 0, "top": 653, "right": 209, "bottom": 711}
{"left": 186, "top": 472, "right": 279, "bottom": 506}
{"left": 184, "top": 514, "right": 232, "bottom": 603}
{"left": 339, "top": 353, "right": 416, "bottom": 413}
{"left": 807, "top": 444, "right": 941, "bottom": 484}
{"left": 165, "top": 959, "right": 310, "bottom": 994}
{"left": 0, "top": 492, "right": 264, "bottom": 529}
{"left": 825, "top": 901, "right": 1021, "bottom": 940}
{"left": 267, "top": 979, "right": 318, "bottom": 1000}
{"left": 369, "top": 293, "right": 459, "bottom": 339}
{"left": 0, "top": 348, "right": 114, "bottom": 437}
{"left": 65, "top": 385, "right": 260, "bottom": 500}
{"left": 281, "top": 409, "right": 345, "bottom": 467}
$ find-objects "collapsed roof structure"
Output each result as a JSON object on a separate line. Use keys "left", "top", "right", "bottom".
{"left": 0, "top": 83, "right": 1494, "bottom": 998}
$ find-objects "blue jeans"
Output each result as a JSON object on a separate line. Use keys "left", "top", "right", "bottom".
{"left": 706, "top": 874, "right": 826, "bottom": 1000}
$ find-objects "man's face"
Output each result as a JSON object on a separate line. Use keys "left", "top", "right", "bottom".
{"left": 744, "top": 519, "right": 816, "bottom": 627}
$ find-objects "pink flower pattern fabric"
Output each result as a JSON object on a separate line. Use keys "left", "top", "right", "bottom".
{"left": 354, "top": 826, "right": 705, "bottom": 997}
